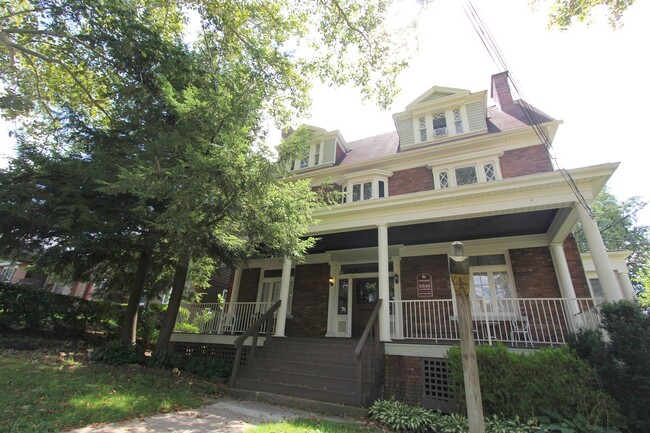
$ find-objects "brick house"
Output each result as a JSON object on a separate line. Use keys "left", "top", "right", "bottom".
{"left": 171, "top": 72, "right": 633, "bottom": 409}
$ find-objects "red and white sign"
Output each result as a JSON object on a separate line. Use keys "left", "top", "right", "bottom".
{"left": 417, "top": 273, "right": 433, "bottom": 298}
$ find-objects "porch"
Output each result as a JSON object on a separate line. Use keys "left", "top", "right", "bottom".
{"left": 173, "top": 296, "right": 603, "bottom": 347}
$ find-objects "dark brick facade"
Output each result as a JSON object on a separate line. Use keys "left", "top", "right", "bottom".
{"left": 499, "top": 144, "right": 554, "bottom": 178}
{"left": 286, "top": 263, "right": 330, "bottom": 337}
{"left": 389, "top": 166, "right": 434, "bottom": 196}
{"left": 563, "top": 234, "right": 591, "bottom": 297}
{"left": 384, "top": 355, "right": 423, "bottom": 405}
{"left": 510, "top": 247, "right": 561, "bottom": 298}
{"left": 400, "top": 255, "right": 451, "bottom": 300}
{"left": 236, "top": 268, "right": 260, "bottom": 302}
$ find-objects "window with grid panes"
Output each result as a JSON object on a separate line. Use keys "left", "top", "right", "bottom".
{"left": 453, "top": 108, "right": 463, "bottom": 134}
{"left": 419, "top": 116, "right": 427, "bottom": 141}
{"left": 432, "top": 112, "right": 447, "bottom": 136}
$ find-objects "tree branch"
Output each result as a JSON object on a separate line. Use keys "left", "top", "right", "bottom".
{"left": 327, "top": 0, "right": 373, "bottom": 50}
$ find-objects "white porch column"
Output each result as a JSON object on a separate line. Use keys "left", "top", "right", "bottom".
{"left": 549, "top": 242, "right": 580, "bottom": 319}
{"left": 229, "top": 268, "right": 242, "bottom": 303}
{"left": 616, "top": 270, "right": 636, "bottom": 300}
{"left": 576, "top": 204, "right": 620, "bottom": 301}
{"left": 274, "top": 257, "right": 292, "bottom": 337}
{"left": 378, "top": 224, "right": 391, "bottom": 342}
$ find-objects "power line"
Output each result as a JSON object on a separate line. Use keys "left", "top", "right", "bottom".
{"left": 461, "top": 0, "right": 594, "bottom": 217}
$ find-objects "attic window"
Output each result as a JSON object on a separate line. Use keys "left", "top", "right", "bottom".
{"left": 432, "top": 112, "right": 447, "bottom": 137}
{"left": 419, "top": 117, "right": 427, "bottom": 141}
{"left": 453, "top": 108, "right": 463, "bottom": 134}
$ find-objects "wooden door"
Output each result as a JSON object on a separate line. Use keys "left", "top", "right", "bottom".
{"left": 352, "top": 277, "right": 379, "bottom": 337}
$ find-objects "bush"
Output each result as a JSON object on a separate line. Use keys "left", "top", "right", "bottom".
{"left": 0, "top": 283, "right": 166, "bottom": 345}
{"left": 90, "top": 340, "right": 146, "bottom": 365}
{"left": 447, "top": 343, "right": 618, "bottom": 426}
{"left": 368, "top": 399, "right": 541, "bottom": 433}
{"left": 568, "top": 300, "right": 650, "bottom": 433}
{"left": 368, "top": 398, "right": 440, "bottom": 433}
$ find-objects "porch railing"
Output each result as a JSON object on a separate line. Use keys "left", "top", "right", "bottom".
{"left": 390, "top": 297, "right": 604, "bottom": 346}
{"left": 175, "top": 301, "right": 275, "bottom": 335}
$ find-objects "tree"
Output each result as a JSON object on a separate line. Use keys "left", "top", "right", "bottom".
{"left": 533, "top": 0, "right": 637, "bottom": 29}
{"left": 576, "top": 188, "right": 650, "bottom": 294}
{"left": 1, "top": 0, "right": 418, "bottom": 343}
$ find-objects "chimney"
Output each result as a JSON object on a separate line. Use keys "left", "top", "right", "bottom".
{"left": 281, "top": 127, "right": 295, "bottom": 139}
{"left": 491, "top": 71, "right": 513, "bottom": 110}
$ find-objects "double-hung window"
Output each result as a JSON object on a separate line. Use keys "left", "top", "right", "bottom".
{"left": 432, "top": 157, "right": 501, "bottom": 190}
{"left": 341, "top": 171, "right": 392, "bottom": 203}
{"left": 432, "top": 112, "right": 447, "bottom": 137}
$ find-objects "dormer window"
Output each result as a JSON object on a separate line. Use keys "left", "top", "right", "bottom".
{"left": 432, "top": 112, "right": 447, "bottom": 137}
{"left": 418, "top": 117, "right": 426, "bottom": 141}
{"left": 453, "top": 108, "right": 463, "bottom": 134}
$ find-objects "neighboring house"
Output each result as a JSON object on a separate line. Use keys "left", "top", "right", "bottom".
{"left": 171, "top": 72, "right": 631, "bottom": 409}
{"left": 0, "top": 261, "right": 28, "bottom": 284}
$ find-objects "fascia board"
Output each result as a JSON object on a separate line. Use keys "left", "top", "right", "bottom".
{"left": 338, "top": 168, "right": 394, "bottom": 183}
{"left": 405, "top": 86, "right": 472, "bottom": 110}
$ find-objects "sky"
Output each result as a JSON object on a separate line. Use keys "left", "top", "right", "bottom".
{"left": 1, "top": 0, "right": 649, "bottom": 224}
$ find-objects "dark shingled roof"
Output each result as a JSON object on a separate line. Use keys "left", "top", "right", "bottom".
{"left": 334, "top": 99, "right": 555, "bottom": 167}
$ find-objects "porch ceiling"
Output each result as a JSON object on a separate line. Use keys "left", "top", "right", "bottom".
{"left": 308, "top": 209, "right": 558, "bottom": 254}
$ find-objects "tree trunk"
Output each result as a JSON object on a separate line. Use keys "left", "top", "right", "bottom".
{"left": 154, "top": 250, "right": 191, "bottom": 354}
{"left": 119, "top": 242, "right": 154, "bottom": 343}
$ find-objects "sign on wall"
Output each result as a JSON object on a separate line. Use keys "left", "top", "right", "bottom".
{"left": 417, "top": 273, "right": 433, "bottom": 298}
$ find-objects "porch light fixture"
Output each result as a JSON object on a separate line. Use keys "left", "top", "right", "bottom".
{"left": 393, "top": 274, "right": 399, "bottom": 284}
{"left": 329, "top": 276, "right": 335, "bottom": 286}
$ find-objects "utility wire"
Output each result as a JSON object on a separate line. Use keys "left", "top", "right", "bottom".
{"left": 461, "top": 0, "right": 594, "bottom": 217}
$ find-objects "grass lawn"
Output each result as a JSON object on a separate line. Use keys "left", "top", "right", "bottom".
{"left": 0, "top": 348, "right": 221, "bottom": 433}
{"left": 247, "top": 418, "right": 384, "bottom": 433}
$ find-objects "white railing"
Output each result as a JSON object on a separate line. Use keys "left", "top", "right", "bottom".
{"left": 175, "top": 301, "right": 275, "bottom": 335}
{"left": 390, "top": 298, "right": 604, "bottom": 346}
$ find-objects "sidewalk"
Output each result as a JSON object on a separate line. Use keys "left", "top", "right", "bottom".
{"left": 66, "top": 397, "right": 352, "bottom": 433}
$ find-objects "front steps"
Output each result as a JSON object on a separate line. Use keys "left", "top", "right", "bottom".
{"left": 231, "top": 337, "right": 381, "bottom": 406}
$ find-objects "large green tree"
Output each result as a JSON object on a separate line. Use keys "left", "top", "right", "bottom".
{"left": 576, "top": 188, "right": 650, "bottom": 294}
{"left": 0, "top": 0, "right": 417, "bottom": 344}
{"left": 533, "top": 0, "right": 637, "bottom": 29}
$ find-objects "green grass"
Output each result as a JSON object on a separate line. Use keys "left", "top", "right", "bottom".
{"left": 247, "top": 418, "right": 383, "bottom": 433}
{"left": 0, "top": 348, "right": 221, "bottom": 433}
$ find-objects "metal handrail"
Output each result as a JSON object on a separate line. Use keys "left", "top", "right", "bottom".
{"left": 228, "top": 300, "right": 282, "bottom": 388}
{"left": 354, "top": 299, "right": 383, "bottom": 405}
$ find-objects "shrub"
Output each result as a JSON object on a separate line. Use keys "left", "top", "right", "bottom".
{"left": 568, "top": 300, "right": 650, "bottom": 433}
{"left": 184, "top": 356, "right": 231, "bottom": 379}
{"left": 368, "top": 398, "right": 439, "bottom": 432}
{"left": 90, "top": 340, "right": 146, "bottom": 365}
{"left": 447, "top": 343, "right": 618, "bottom": 426}
{"left": 147, "top": 350, "right": 187, "bottom": 369}
{"left": 369, "top": 399, "right": 542, "bottom": 433}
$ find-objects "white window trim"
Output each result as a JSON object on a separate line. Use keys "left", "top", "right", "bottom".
{"left": 413, "top": 106, "right": 469, "bottom": 143}
{"left": 428, "top": 151, "right": 503, "bottom": 190}
{"left": 339, "top": 169, "right": 393, "bottom": 204}
{"left": 291, "top": 141, "right": 325, "bottom": 171}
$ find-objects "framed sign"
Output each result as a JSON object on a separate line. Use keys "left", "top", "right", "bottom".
{"left": 417, "top": 273, "right": 433, "bottom": 298}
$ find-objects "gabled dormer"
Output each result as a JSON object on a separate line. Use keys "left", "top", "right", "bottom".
{"left": 285, "top": 125, "right": 349, "bottom": 172}
{"left": 392, "top": 86, "right": 488, "bottom": 151}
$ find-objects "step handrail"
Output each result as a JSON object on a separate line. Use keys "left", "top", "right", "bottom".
{"left": 354, "top": 299, "right": 382, "bottom": 405}
{"left": 229, "top": 299, "right": 282, "bottom": 388}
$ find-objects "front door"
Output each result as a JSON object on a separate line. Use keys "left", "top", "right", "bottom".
{"left": 352, "top": 277, "right": 379, "bottom": 337}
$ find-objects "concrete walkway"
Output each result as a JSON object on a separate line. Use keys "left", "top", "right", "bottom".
{"left": 66, "top": 397, "right": 353, "bottom": 433}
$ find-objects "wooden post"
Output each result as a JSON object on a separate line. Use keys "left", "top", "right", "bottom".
{"left": 449, "top": 241, "right": 485, "bottom": 433}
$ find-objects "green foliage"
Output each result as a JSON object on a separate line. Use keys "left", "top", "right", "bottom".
{"left": 90, "top": 340, "right": 145, "bottom": 365}
{"left": 368, "top": 399, "right": 542, "bottom": 433}
{"left": 574, "top": 189, "right": 650, "bottom": 293}
{"left": 568, "top": 301, "right": 650, "bottom": 433}
{"left": 447, "top": 343, "right": 618, "bottom": 426}
{"left": 368, "top": 398, "right": 440, "bottom": 433}
{"left": 0, "top": 283, "right": 163, "bottom": 344}
{"left": 538, "top": 411, "right": 622, "bottom": 433}
{"left": 184, "top": 356, "right": 230, "bottom": 380}
{"left": 172, "top": 322, "right": 200, "bottom": 334}
{"left": 532, "top": 0, "right": 637, "bottom": 29}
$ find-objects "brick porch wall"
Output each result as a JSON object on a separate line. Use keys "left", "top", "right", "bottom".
{"left": 563, "top": 234, "right": 591, "bottom": 297}
{"left": 235, "top": 268, "right": 260, "bottom": 302}
{"left": 285, "top": 263, "right": 329, "bottom": 337}
{"left": 509, "top": 247, "right": 562, "bottom": 298}
{"left": 400, "top": 255, "right": 451, "bottom": 300}
{"left": 389, "top": 166, "right": 434, "bottom": 197}
{"left": 500, "top": 144, "right": 553, "bottom": 178}
{"left": 384, "top": 354, "right": 423, "bottom": 405}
